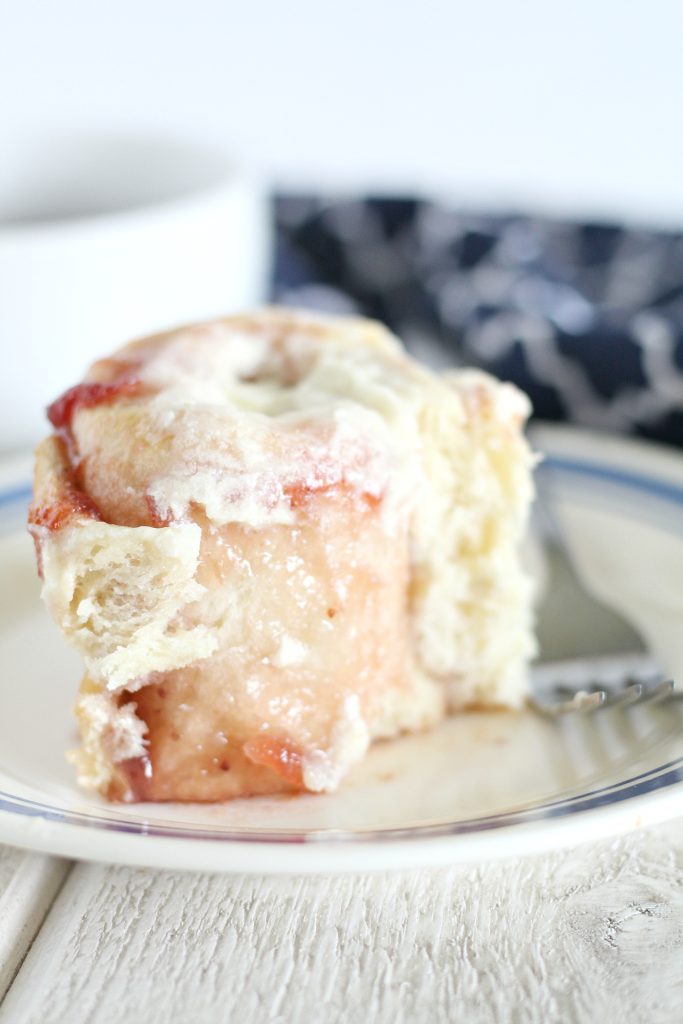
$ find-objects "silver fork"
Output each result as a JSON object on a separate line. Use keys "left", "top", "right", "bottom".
{"left": 529, "top": 655, "right": 678, "bottom": 716}
{"left": 529, "top": 676, "right": 677, "bottom": 716}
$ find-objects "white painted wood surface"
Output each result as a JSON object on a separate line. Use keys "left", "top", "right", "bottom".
{"left": 1, "top": 824, "right": 683, "bottom": 1024}
{"left": 0, "top": 848, "right": 69, "bottom": 1000}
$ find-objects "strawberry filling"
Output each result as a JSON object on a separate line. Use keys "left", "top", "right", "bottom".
{"left": 28, "top": 488, "right": 102, "bottom": 533}
{"left": 47, "top": 378, "right": 146, "bottom": 433}
{"left": 243, "top": 736, "right": 305, "bottom": 788}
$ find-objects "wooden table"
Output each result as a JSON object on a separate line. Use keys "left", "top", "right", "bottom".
{"left": 1, "top": 823, "right": 682, "bottom": 1023}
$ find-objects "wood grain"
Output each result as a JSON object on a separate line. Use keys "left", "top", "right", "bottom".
{"left": 2, "top": 824, "right": 683, "bottom": 1024}
{"left": 0, "top": 846, "right": 70, "bottom": 1000}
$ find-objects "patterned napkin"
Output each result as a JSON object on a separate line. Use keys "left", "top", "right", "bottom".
{"left": 273, "top": 195, "right": 683, "bottom": 448}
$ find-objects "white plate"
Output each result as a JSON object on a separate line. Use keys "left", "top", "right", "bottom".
{"left": 1, "top": 426, "right": 683, "bottom": 874}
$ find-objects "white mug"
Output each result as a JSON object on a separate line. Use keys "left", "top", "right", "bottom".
{"left": 0, "top": 130, "right": 271, "bottom": 454}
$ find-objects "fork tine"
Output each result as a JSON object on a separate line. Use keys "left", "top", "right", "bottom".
{"left": 529, "top": 688, "right": 607, "bottom": 716}
{"left": 600, "top": 682, "right": 643, "bottom": 710}
{"left": 571, "top": 690, "right": 608, "bottom": 713}
{"left": 637, "top": 678, "right": 676, "bottom": 705}
{"left": 531, "top": 676, "right": 678, "bottom": 716}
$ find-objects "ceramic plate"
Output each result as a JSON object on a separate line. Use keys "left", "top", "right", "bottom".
{"left": 1, "top": 426, "right": 682, "bottom": 873}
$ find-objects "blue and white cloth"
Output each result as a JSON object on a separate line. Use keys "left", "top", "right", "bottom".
{"left": 273, "top": 196, "right": 683, "bottom": 448}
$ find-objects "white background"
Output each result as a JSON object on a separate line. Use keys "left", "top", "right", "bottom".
{"left": 2, "top": 0, "right": 683, "bottom": 224}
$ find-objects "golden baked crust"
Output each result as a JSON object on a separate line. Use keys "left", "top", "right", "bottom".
{"left": 29, "top": 308, "right": 535, "bottom": 802}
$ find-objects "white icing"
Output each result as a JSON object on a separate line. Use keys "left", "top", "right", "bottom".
{"left": 138, "top": 323, "right": 435, "bottom": 533}
{"left": 141, "top": 325, "right": 273, "bottom": 398}
{"left": 271, "top": 635, "right": 308, "bottom": 668}
{"left": 301, "top": 695, "right": 370, "bottom": 792}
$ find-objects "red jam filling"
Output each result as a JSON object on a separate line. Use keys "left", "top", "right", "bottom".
{"left": 285, "top": 479, "right": 381, "bottom": 511}
{"left": 28, "top": 481, "right": 102, "bottom": 578}
{"left": 46, "top": 360, "right": 148, "bottom": 472}
{"left": 243, "top": 736, "right": 305, "bottom": 788}
{"left": 115, "top": 754, "right": 155, "bottom": 802}
{"left": 28, "top": 488, "right": 102, "bottom": 533}
{"left": 47, "top": 378, "right": 145, "bottom": 434}
{"left": 144, "top": 494, "right": 174, "bottom": 528}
